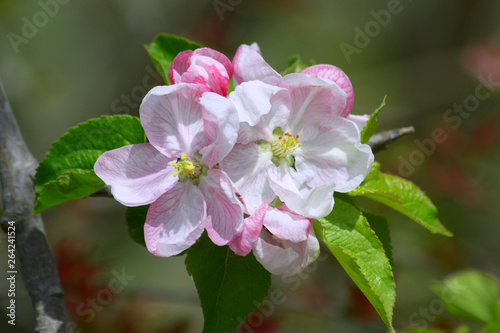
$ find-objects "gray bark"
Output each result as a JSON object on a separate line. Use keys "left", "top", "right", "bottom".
{"left": 0, "top": 79, "right": 74, "bottom": 333}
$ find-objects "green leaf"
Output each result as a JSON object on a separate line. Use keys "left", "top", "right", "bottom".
{"left": 349, "top": 162, "right": 452, "bottom": 236}
{"left": 185, "top": 233, "right": 271, "bottom": 333}
{"left": 126, "top": 205, "right": 149, "bottom": 247}
{"left": 34, "top": 115, "right": 146, "bottom": 213}
{"left": 432, "top": 270, "right": 500, "bottom": 328}
{"left": 145, "top": 34, "right": 203, "bottom": 84}
{"left": 360, "top": 95, "right": 386, "bottom": 144}
{"left": 455, "top": 325, "right": 472, "bottom": 333}
{"left": 280, "top": 55, "right": 307, "bottom": 75}
{"left": 34, "top": 171, "right": 105, "bottom": 214}
{"left": 314, "top": 198, "right": 396, "bottom": 332}
{"left": 364, "top": 212, "right": 393, "bottom": 268}
{"left": 399, "top": 329, "right": 447, "bottom": 333}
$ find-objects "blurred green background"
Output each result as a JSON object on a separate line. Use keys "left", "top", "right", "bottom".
{"left": 1, "top": 0, "right": 500, "bottom": 332}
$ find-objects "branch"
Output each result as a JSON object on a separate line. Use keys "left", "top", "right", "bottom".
{"left": 0, "top": 79, "right": 74, "bottom": 332}
{"left": 368, "top": 126, "right": 415, "bottom": 153}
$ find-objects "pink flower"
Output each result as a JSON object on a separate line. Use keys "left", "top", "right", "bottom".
{"left": 230, "top": 204, "right": 320, "bottom": 277}
{"left": 169, "top": 48, "right": 233, "bottom": 96}
{"left": 94, "top": 83, "right": 243, "bottom": 256}
{"left": 233, "top": 43, "right": 354, "bottom": 116}
{"left": 213, "top": 75, "right": 373, "bottom": 219}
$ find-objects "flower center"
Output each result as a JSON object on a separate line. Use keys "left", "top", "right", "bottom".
{"left": 171, "top": 153, "right": 207, "bottom": 184}
{"left": 271, "top": 132, "right": 301, "bottom": 158}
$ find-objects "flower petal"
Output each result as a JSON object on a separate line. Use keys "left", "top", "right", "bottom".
{"left": 144, "top": 181, "right": 207, "bottom": 257}
{"left": 198, "top": 92, "right": 240, "bottom": 168}
{"left": 229, "top": 202, "right": 267, "bottom": 256}
{"left": 233, "top": 43, "right": 281, "bottom": 86}
{"left": 267, "top": 161, "right": 335, "bottom": 219}
{"left": 94, "top": 143, "right": 176, "bottom": 206}
{"left": 140, "top": 84, "right": 206, "bottom": 158}
{"left": 220, "top": 143, "right": 276, "bottom": 214}
{"left": 169, "top": 48, "right": 233, "bottom": 96}
{"left": 347, "top": 114, "right": 370, "bottom": 131}
{"left": 235, "top": 85, "right": 291, "bottom": 144}
{"left": 297, "top": 117, "right": 374, "bottom": 192}
{"left": 252, "top": 227, "right": 320, "bottom": 277}
{"left": 263, "top": 207, "right": 310, "bottom": 243}
{"left": 229, "top": 81, "right": 277, "bottom": 126}
{"left": 300, "top": 64, "right": 354, "bottom": 117}
{"left": 199, "top": 169, "right": 244, "bottom": 246}
{"left": 278, "top": 73, "right": 347, "bottom": 133}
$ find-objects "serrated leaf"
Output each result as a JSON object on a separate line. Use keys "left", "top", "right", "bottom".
{"left": 349, "top": 162, "right": 452, "bottom": 236}
{"left": 145, "top": 34, "right": 203, "bottom": 84}
{"left": 34, "top": 115, "right": 146, "bottom": 213}
{"left": 360, "top": 95, "right": 386, "bottom": 144}
{"left": 432, "top": 270, "right": 500, "bottom": 328}
{"left": 126, "top": 205, "right": 149, "bottom": 247}
{"left": 185, "top": 233, "right": 271, "bottom": 333}
{"left": 34, "top": 171, "right": 105, "bottom": 213}
{"left": 280, "top": 55, "right": 307, "bottom": 75}
{"left": 314, "top": 198, "right": 395, "bottom": 332}
{"left": 364, "top": 212, "right": 393, "bottom": 268}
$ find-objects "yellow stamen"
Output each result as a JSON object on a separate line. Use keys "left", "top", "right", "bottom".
{"left": 172, "top": 156, "right": 196, "bottom": 177}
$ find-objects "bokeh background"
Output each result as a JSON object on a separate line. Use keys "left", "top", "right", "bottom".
{"left": 1, "top": 0, "right": 500, "bottom": 332}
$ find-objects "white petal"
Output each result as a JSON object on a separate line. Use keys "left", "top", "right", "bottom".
{"left": 220, "top": 143, "right": 276, "bottom": 214}
{"left": 252, "top": 228, "right": 320, "bottom": 277}
{"left": 347, "top": 114, "right": 370, "bottom": 131}
{"left": 229, "top": 81, "right": 278, "bottom": 126}
{"left": 198, "top": 92, "right": 240, "bottom": 167}
{"left": 94, "top": 143, "right": 176, "bottom": 206}
{"left": 263, "top": 207, "right": 310, "bottom": 243}
{"left": 253, "top": 235, "right": 299, "bottom": 276}
{"left": 278, "top": 73, "right": 347, "bottom": 133}
{"left": 297, "top": 117, "right": 374, "bottom": 192}
{"left": 140, "top": 84, "right": 206, "bottom": 158}
{"left": 233, "top": 44, "right": 281, "bottom": 86}
{"left": 144, "top": 182, "right": 206, "bottom": 257}
{"left": 268, "top": 162, "right": 335, "bottom": 219}
{"left": 199, "top": 169, "right": 244, "bottom": 246}
{"left": 300, "top": 64, "right": 354, "bottom": 117}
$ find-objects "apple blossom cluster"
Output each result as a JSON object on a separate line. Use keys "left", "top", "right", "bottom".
{"left": 94, "top": 44, "right": 374, "bottom": 277}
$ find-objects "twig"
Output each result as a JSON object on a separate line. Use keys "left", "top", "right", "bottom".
{"left": 368, "top": 126, "right": 415, "bottom": 153}
{"left": 0, "top": 79, "right": 74, "bottom": 332}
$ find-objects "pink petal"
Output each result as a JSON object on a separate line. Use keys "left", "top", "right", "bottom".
{"left": 278, "top": 73, "right": 347, "bottom": 133}
{"left": 198, "top": 92, "right": 240, "bottom": 168}
{"left": 144, "top": 182, "right": 207, "bottom": 257}
{"left": 252, "top": 227, "right": 320, "bottom": 277}
{"left": 297, "top": 117, "right": 374, "bottom": 192}
{"left": 263, "top": 207, "right": 311, "bottom": 243}
{"left": 94, "top": 143, "right": 176, "bottom": 206}
{"left": 169, "top": 50, "right": 193, "bottom": 84}
{"left": 267, "top": 162, "right": 335, "bottom": 219}
{"left": 140, "top": 84, "right": 207, "bottom": 158}
{"left": 229, "top": 202, "right": 267, "bottom": 256}
{"left": 169, "top": 48, "right": 233, "bottom": 96}
{"left": 220, "top": 143, "right": 276, "bottom": 214}
{"left": 199, "top": 169, "right": 244, "bottom": 246}
{"left": 300, "top": 64, "right": 354, "bottom": 117}
{"left": 233, "top": 43, "right": 281, "bottom": 86}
